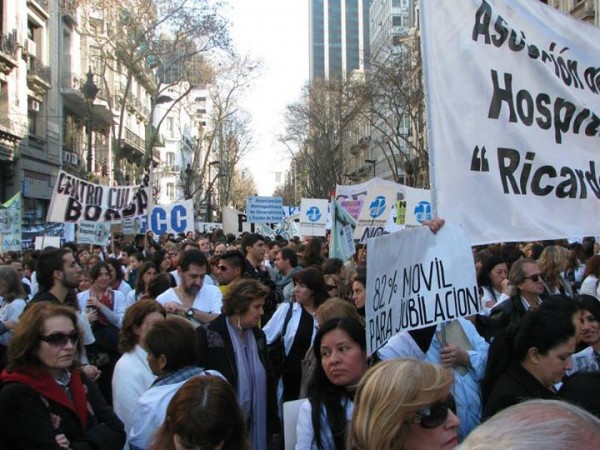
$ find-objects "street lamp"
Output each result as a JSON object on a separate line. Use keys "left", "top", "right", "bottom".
{"left": 365, "top": 159, "right": 376, "bottom": 179}
{"left": 81, "top": 67, "right": 99, "bottom": 174}
{"left": 184, "top": 163, "right": 194, "bottom": 199}
{"left": 206, "top": 161, "right": 221, "bottom": 222}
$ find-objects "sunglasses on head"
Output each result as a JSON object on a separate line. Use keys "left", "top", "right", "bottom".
{"left": 524, "top": 274, "right": 542, "bottom": 282}
{"left": 408, "top": 395, "right": 456, "bottom": 429}
{"left": 38, "top": 331, "right": 79, "bottom": 347}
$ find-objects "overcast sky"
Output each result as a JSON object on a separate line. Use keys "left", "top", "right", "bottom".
{"left": 225, "top": 0, "right": 309, "bottom": 196}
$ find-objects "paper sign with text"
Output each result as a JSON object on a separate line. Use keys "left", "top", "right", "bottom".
{"left": 0, "top": 193, "right": 22, "bottom": 252}
{"left": 365, "top": 223, "right": 480, "bottom": 356}
{"left": 77, "top": 221, "right": 111, "bottom": 246}
{"left": 246, "top": 196, "right": 284, "bottom": 223}
{"left": 299, "top": 198, "right": 329, "bottom": 237}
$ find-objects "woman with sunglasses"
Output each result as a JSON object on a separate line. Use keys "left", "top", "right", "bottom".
{"left": 348, "top": 359, "right": 459, "bottom": 450}
{"left": 0, "top": 303, "right": 125, "bottom": 449}
{"left": 296, "top": 317, "right": 369, "bottom": 450}
{"left": 482, "top": 308, "right": 576, "bottom": 420}
{"left": 324, "top": 274, "right": 347, "bottom": 300}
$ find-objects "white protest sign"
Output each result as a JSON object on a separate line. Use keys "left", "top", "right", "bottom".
{"left": 354, "top": 184, "right": 398, "bottom": 241}
{"left": 365, "top": 223, "right": 479, "bottom": 356}
{"left": 421, "top": 0, "right": 600, "bottom": 244}
{"left": 196, "top": 222, "right": 223, "bottom": 234}
{"left": 77, "top": 221, "right": 111, "bottom": 246}
{"left": 34, "top": 236, "right": 61, "bottom": 250}
{"left": 299, "top": 198, "right": 329, "bottom": 237}
{"left": 404, "top": 188, "right": 433, "bottom": 226}
{"left": 47, "top": 170, "right": 150, "bottom": 224}
{"left": 246, "top": 196, "right": 284, "bottom": 223}
{"left": 222, "top": 206, "right": 255, "bottom": 237}
{"left": 122, "top": 218, "right": 141, "bottom": 235}
{"left": 140, "top": 200, "right": 194, "bottom": 236}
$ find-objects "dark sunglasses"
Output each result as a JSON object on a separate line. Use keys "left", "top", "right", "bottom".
{"left": 408, "top": 395, "right": 456, "bottom": 429}
{"left": 325, "top": 284, "right": 337, "bottom": 291}
{"left": 524, "top": 274, "right": 543, "bottom": 282}
{"left": 218, "top": 265, "right": 229, "bottom": 271}
{"left": 38, "top": 331, "right": 79, "bottom": 347}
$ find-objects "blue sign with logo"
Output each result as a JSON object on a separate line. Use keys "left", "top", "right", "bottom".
{"left": 414, "top": 201, "right": 433, "bottom": 224}
{"left": 369, "top": 196, "right": 387, "bottom": 219}
{"left": 306, "top": 206, "right": 321, "bottom": 222}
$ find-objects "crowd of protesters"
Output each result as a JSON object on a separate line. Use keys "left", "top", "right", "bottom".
{"left": 0, "top": 227, "right": 599, "bottom": 449}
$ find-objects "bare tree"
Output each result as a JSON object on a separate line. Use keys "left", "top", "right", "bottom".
{"left": 228, "top": 168, "right": 257, "bottom": 211}
{"left": 185, "top": 53, "right": 261, "bottom": 213}
{"left": 77, "top": 0, "right": 229, "bottom": 183}
{"left": 366, "top": 34, "right": 429, "bottom": 187}
{"left": 280, "top": 77, "right": 369, "bottom": 198}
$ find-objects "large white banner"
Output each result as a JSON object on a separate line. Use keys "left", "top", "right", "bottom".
{"left": 421, "top": 0, "right": 600, "bottom": 244}
{"left": 47, "top": 170, "right": 150, "bottom": 224}
{"left": 138, "top": 200, "right": 195, "bottom": 236}
{"left": 365, "top": 224, "right": 479, "bottom": 356}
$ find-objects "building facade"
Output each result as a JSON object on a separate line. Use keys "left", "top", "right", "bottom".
{"left": 309, "top": 0, "right": 371, "bottom": 80}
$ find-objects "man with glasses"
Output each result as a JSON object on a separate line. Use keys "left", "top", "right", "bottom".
{"left": 215, "top": 250, "right": 244, "bottom": 292}
{"left": 490, "top": 258, "right": 546, "bottom": 333}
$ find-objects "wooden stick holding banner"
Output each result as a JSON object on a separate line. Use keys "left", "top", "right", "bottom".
{"left": 365, "top": 223, "right": 480, "bottom": 356}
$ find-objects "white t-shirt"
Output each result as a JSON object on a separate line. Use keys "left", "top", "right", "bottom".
{"left": 156, "top": 285, "right": 222, "bottom": 314}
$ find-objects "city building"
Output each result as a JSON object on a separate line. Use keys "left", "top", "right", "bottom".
{"left": 309, "top": 0, "right": 371, "bottom": 80}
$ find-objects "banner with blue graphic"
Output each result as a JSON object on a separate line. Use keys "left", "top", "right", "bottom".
{"left": 403, "top": 187, "right": 433, "bottom": 226}
{"left": 299, "top": 198, "right": 328, "bottom": 237}
{"left": 354, "top": 184, "right": 397, "bottom": 242}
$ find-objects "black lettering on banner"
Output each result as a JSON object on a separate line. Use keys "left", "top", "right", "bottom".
{"left": 496, "top": 148, "right": 600, "bottom": 199}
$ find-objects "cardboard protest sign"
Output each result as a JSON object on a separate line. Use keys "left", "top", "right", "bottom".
{"left": 365, "top": 223, "right": 479, "bottom": 356}
{"left": 77, "top": 221, "right": 111, "bottom": 246}
{"left": 299, "top": 198, "right": 329, "bottom": 237}
{"left": 47, "top": 171, "right": 150, "bottom": 224}
{"left": 246, "top": 196, "right": 284, "bottom": 223}
{"left": 421, "top": 0, "right": 600, "bottom": 244}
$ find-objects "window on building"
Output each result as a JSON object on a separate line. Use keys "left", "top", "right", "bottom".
{"left": 166, "top": 183, "right": 175, "bottom": 200}
{"left": 392, "top": 0, "right": 401, "bottom": 7}
{"left": 166, "top": 117, "right": 174, "bottom": 138}
{"left": 392, "top": 15, "right": 402, "bottom": 27}
{"left": 166, "top": 152, "right": 175, "bottom": 166}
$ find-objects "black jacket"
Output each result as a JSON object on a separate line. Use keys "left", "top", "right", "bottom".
{"left": 0, "top": 372, "right": 125, "bottom": 450}
{"left": 483, "top": 362, "right": 560, "bottom": 420}
{"left": 489, "top": 294, "right": 529, "bottom": 337}
{"left": 196, "top": 314, "right": 281, "bottom": 436}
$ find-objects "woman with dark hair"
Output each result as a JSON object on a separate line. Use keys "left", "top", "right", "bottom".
{"left": 477, "top": 256, "right": 510, "bottom": 315}
{"left": 150, "top": 376, "right": 250, "bottom": 450}
{"left": 77, "top": 261, "right": 132, "bottom": 404}
{"left": 0, "top": 266, "right": 27, "bottom": 348}
{"left": 112, "top": 301, "right": 166, "bottom": 437}
{"left": 580, "top": 255, "right": 600, "bottom": 300}
{"left": 568, "top": 295, "right": 600, "bottom": 374}
{"left": 296, "top": 317, "right": 369, "bottom": 450}
{"left": 482, "top": 308, "right": 576, "bottom": 419}
{"left": 0, "top": 303, "right": 125, "bottom": 449}
{"left": 106, "top": 257, "right": 132, "bottom": 297}
{"left": 300, "top": 238, "right": 327, "bottom": 268}
{"left": 197, "top": 278, "right": 281, "bottom": 450}
{"left": 264, "top": 267, "right": 328, "bottom": 403}
{"left": 129, "top": 318, "right": 222, "bottom": 450}
{"left": 126, "top": 261, "right": 158, "bottom": 303}
{"left": 151, "top": 249, "right": 172, "bottom": 274}
{"left": 351, "top": 273, "right": 366, "bottom": 317}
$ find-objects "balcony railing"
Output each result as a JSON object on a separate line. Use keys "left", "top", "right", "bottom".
{"left": 123, "top": 127, "right": 145, "bottom": 154}
{"left": 571, "top": 0, "right": 596, "bottom": 21}
{"left": 28, "top": 56, "right": 52, "bottom": 85}
{"left": 61, "top": 0, "right": 78, "bottom": 25}
{"left": 0, "top": 33, "right": 18, "bottom": 69}
{"left": 30, "top": 0, "right": 49, "bottom": 11}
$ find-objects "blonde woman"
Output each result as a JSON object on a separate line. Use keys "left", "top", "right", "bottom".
{"left": 348, "top": 359, "right": 460, "bottom": 450}
{"left": 537, "top": 245, "right": 573, "bottom": 297}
